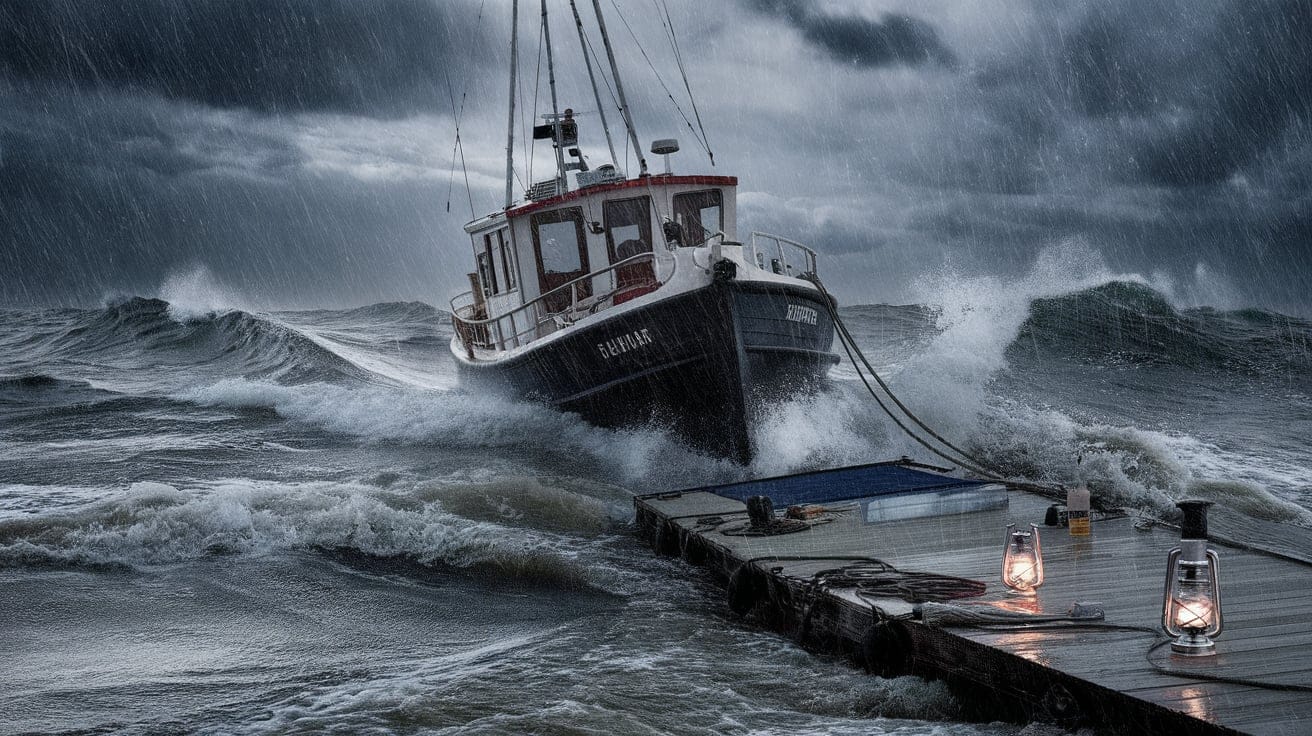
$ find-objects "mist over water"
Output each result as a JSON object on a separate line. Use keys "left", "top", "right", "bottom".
{"left": 2, "top": 254, "right": 1310, "bottom": 734}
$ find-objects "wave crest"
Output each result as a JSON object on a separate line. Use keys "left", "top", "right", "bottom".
{"left": 22, "top": 297, "right": 377, "bottom": 385}
{"left": 1016, "top": 280, "right": 1312, "bottom": 372}
{"left": 0, "top": 480, "right": 611, "bottom": 590}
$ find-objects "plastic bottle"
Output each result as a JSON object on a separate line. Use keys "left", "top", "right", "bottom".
{"left": 1067, "top": 484, "right": 1091, "bottom": 536}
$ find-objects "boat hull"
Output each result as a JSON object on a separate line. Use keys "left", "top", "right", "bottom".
{"left": 453, "top": 279, "right": 838, "bottom": 463}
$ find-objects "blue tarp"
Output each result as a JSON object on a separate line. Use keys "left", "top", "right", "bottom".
{"left": 694, "top": 462, "right": 990, "bottom": 507}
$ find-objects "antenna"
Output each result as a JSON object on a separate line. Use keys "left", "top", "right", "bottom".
{"left": 590, "top": 0, "right": 647, "bottom": 176}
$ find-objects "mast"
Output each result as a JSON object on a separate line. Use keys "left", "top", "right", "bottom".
{"left": 541, "top": 0, "right": 567, "bottom": 191}
{"left": 504, "top": 0, "right": 519, "bottom": 209}
{"left": 569, "top": 0, "right": 619, "bottom": 168}
{"left": 590, "top": 0, "right": 647, "bottom": 176}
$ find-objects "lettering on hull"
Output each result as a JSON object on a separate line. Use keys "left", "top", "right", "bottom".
{"left": 597, "top": 328, "right": 654, "bottom": 359}
{"left": 786, "top": 303, "right": 819, "bottom": 326}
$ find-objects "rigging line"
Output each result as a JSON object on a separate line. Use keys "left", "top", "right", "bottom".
{"left": 442, "top": 71, "right": 475, "bottom": 217}
{"left": 461, "top": 0, "right": 487, "bottom": 128}
{"left": 606, "top": 0, "right": 712, "bottom": 158}
{"left": 656, "top": 0, "right": 714, "bottom": 165}
{"left": 581, "top": 31, "right": 621, "bottom": 110}
{"left": 812, "top": 275, "right": 1007, "bottom": 478}
{"left": 447, "top": 0, "right": 485, "bottom": 214}
{"left": 569, "top": 0, "right": 619, "bottom": 167}
{"left": 574, "top": 26, "right": 627, "bottom": 169}
{"left": 457, "top": 136, "right": 475, "bottom": 218}
{"left": 590, "top": 0, "right": 644, "bottom": 175}
{"left": 611, "top": 0, "right": 707, "bottom": 156}
{"left": 443, "top": 71, "right": 461, "bottom": 213}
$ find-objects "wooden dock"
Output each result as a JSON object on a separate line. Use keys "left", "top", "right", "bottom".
{"left": 634, "top": 470, "right": 1312, "bottom": 735}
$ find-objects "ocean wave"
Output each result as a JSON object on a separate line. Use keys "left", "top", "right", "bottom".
{"left": 821, "top": 245, "right": 1312, "bottom": 521}
{"left": 0, "top": 479, "right": 618, "bottom": 590}
{"left": 178, "top": 378, "right": 759, "bottom": 487}
{"left": 334, "top": 300, "right": 445, "bottom": 325}
{"left": 1015, "top": 280, "right": 1312, "bottom": 373}
{"left": 428, "top": 477, "right": 622, "bottom": 536}
{"left": 182, "top": 379, "right": 601, "bottom": 448}
{"left": 962, "top": 400, "right": 1312, "bottom": 524}
{"left": 4, "top": 296, "right": 382, "bottom": 385}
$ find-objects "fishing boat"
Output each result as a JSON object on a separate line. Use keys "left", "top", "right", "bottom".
{"left": 448, "top": 0, "right": 838, "bottom": 463}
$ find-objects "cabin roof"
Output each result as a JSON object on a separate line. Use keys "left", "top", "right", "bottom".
{"left": 504, "top": 174, "right": 737, "bottom": 219}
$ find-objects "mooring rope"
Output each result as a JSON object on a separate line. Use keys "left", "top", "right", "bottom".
{"left": 808, "top": 275, "right": 1011, "bottom": 481}
{"left": 810, "top": 277, "right": 1081, "bottom": 503}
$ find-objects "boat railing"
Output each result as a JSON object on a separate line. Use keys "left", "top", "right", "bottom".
{"left": 450, "top": 250, "right": 673, "bottom": 355}
{"left": 748, "top": 232, "right": 818, "bottom": 279}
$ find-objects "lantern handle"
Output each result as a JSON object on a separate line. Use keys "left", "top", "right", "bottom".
{"left": 1206, "top": 548, "right": 1223, "bottom": 637}
{"left": 1161, "top": 546, "right": 1182, "bottom": 635}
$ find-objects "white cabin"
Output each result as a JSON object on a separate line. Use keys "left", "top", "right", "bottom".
{"left": 451, "top": 174, "right": 741, "bottom": 355}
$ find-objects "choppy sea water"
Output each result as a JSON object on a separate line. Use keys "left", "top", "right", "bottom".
{"left": 3, "top": 268, "right": 1310, "bottom": 734}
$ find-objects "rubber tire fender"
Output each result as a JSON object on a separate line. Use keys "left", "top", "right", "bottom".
{"left": 861, "top": 618, "right": 913, "bottom": 678}
{"left": 653, "top": 520, "right": 681, "bottom": 557}
{"left": 726, "top": 563, "right": 767, "bottom": 617}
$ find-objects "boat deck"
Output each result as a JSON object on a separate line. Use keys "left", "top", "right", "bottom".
{"left": 635, "top": 475, "right": 1312, "bottom": 735}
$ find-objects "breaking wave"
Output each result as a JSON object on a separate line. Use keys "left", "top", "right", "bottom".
{"left": 0, "top": 478, "right": 626, "bottom": 590}
{"left": 828, "top": 246, "right": 1312, "bottom": 521}
{"left": 1014, "top": 280, "right": 1312, "bottom": 373}
{"left": 0, "top": 296, "right": 430, "bottom": 386}
{"left": 178, "top": 378, "right": 753, "bottom": 487}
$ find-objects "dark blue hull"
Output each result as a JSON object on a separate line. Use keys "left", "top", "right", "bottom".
{"left": 455, "top": 279, "right": 838, "bottom": 463}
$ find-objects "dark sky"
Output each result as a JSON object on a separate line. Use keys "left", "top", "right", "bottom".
{"left": 1, "top": 0, "right": 1309, "bottom": 314}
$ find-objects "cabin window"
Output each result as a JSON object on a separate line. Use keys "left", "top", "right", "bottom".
{"left": 480, "top": 233, "right": 500, "bottom": 295}
{"left": 672, "top": 189, "right": 722, "bottom": 247}
{"left": 533, "top": 208, "right": 587, "bottom": 274}
{"left": 604, "top": 196, "right": 652, "bottom": 263}
{"left": 531, "top": 207, "right": 591, "bottom": 311}
{"left": 496, "top": 228, "right": 516, "bottom": 291}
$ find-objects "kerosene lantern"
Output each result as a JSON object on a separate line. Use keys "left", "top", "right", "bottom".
{"left": 1162, "top": 500, "right": 1224, "bottom": 656}
{"left": 1002, "top": 523, "right": 1044, "bottom": 594}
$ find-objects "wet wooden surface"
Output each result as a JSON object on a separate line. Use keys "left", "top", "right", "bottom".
{"left": 636, "top": 488, "right": 1312, "bottom": 735}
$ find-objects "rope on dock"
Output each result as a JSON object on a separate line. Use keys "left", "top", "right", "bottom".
{"left": 730, "top": 555, "right": 987, "bottom": 617}
{"left": 805, "top": 561, "right": 986, "bottom": 604}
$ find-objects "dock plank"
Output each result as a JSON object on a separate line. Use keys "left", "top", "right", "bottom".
{"left": 636, "top": 486, "right": 1312, "bottom": 735}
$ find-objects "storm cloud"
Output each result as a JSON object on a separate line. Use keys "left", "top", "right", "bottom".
{"left": 1, "top": 0, "right": 1310, "bottom": 315}
{"left": 0, "top": 0, "right": 483, "bottom": 116}
{"left": 743, "top": 0, "right": 957, "bottom": 69}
